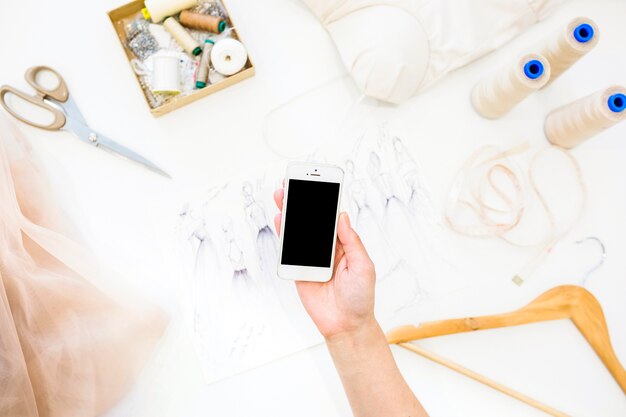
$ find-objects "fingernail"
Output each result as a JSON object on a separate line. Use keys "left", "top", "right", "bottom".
{"left": 341, "top": 212, "right": 350, "bottom": 227}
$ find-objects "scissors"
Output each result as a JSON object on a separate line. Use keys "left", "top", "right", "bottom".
{"left": 0, "top": 66, "right": 170, "bottom": 178}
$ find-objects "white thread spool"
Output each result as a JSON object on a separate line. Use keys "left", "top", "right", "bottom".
{"left": 163, "top": 17, "right": 202, "bottom": 56}
{"left": 152, "top": 52, "right": 181, "bottom": 95}
{"left": 545, "top": 85, "right": 626, "bottom": 148}
{"left": 211, "top": 38, "right": 248, "bottom": 76}
{"left": 539, "top": 17, "right": 599, "bottom": 86}
{"left": 472, "top": 54, "right": 551, "bottom": 119}
{"left": 143, "top": 0, "right": 197, "bottom": 23}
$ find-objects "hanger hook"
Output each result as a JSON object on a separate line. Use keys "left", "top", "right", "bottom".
{"left": 575, "top": 236, "right": 606, "bottom": 285}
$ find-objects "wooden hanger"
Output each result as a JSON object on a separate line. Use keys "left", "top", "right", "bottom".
{"left": 387, "top": 285, "right": 626, "bottom": 416}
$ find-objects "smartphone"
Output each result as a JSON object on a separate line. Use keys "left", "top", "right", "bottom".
{"left": 277, "top": 163, "right": 344, "bottom": 282}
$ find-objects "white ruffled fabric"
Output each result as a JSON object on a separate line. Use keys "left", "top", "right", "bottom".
{"left": 303, "top": 0, "right": 565, "bottom": 103}
{"left": 0, "top": 113, "right": 167, "bottom": 417}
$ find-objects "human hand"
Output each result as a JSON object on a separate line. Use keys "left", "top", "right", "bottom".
{"left": 273, "top": 187, "right": 377, "bottom": 341}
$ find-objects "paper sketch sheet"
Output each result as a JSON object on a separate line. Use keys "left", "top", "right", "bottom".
{"left": 339, "top": 125, "right": 464, "bottom": 320}
{"left": 177, "top": 174, "right": 320, "bottom": 383}
{"left": 176, "top": 124, "right": 465, "bottom": 383}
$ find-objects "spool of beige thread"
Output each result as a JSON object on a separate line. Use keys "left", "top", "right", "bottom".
{"left": 163, "top": 17, "right": 202, "bottom": 56}
{"left": 472, "top": 54, "right": 551, "bottom": 119}
{"left": 195, "top": 40, "right": 215, "bottom": 88}
{"left": 143, "top": 0, "right": 197, "bottom": 23}
{"left": 180, "top": 10, "right": 226, "bottom": 33}
{"left": 539, "top": 17, "right": 599, "bottom": 86}
{"left": 545, "top": 86, "right": 626, "bottom": 148}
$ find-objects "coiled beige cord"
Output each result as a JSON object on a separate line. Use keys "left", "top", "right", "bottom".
{"left": 445, "top": 143, "right": 586, "bottom": 285}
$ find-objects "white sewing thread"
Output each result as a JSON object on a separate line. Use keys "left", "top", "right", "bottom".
{"left": 472, "top": 53, "right": 551, "bottom": 119}
{"left": 545, "top": 85, "right": 626, "bottom": 149}
{"left": 211, "top": 38, "right": 248, "bottom": 76}
{"left": 539, "top": 17, "right": 599, "bottom": 86}
{"left": 151, "top": 52, "right": 181, "bottom": 95}
{"left": 144, "top": 0, "right": 197, "bottom": 23}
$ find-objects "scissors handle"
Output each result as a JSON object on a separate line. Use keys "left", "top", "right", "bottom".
{"left": 25, "top": 66, "right": 69, "bottom": 103}
{"left": 0, "top": 85, "right": 66, "bottom": 130}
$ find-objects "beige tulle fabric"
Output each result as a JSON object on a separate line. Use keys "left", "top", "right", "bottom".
{"left": 0, "top": 113, "right": 167, "bottom": 417}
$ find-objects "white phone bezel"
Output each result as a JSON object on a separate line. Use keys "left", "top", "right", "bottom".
{"left": 277, "top": 162, "right": 344, "bottom": 282}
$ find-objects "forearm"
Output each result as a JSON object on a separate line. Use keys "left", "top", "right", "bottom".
{"left": 326, "top": 320, "right": 429, "bottom": 417}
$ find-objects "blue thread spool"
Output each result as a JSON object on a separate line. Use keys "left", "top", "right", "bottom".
{"left": 573, "top": 23, "right": 594, "bottom": 43}
{"left": 523, "top": 60, "right": 544, "bottom": 80}
{"left": 608, "top": 93, "right": 626, "bottom": 113}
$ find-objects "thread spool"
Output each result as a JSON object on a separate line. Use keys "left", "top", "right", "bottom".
{"left": 179, "top": 10, "right": 226, "bottom": 33}
{"left": 152, "top": 52, "right": 181, "bottom": 95}
{"left": 471, "top": 54, "right": 551, "bottom": 119}
{"left": 211, "top": 38, "right": 248, "bottom": 76}
{"left": 195, "top": 40, "right": 215, "bottom": 88}
{"left": 163, "top": 17, "right": 202, "bottom": 56}
{"left": 142, "top": 0, "right": 197, "bottom": 23}
{"left": 539, "top": 17, "right": 599, "bottom": 86}
{"left": 544, "top": 85, "right": 626, "bottom": 148}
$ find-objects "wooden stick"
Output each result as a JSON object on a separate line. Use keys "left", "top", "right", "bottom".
{"left": 397, "top": 342, "right": 570, "bottom": 417}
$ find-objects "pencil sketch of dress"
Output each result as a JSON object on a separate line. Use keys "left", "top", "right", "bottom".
{"left": 367, "top": 151, "right": 427, "bottom": 302}
{"left": 241, "top": 182, "right": 302, "bottom": 315}
{"left": 180, "top": 206, "right": 230, "bottom": 365}
{"left": 242, "top": 182, "right": 277, "bottom": 286}
{"left": 344, "top": 159, "right": 395, "bottom": 279}
{"left": 222, "top": 216, "right": 255, "bottom": 295}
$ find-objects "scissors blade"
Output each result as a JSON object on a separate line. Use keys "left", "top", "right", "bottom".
{"left": 58, "top": 94, "right": 88, "bottom": 126}
{"left": 64, "top": 117, "right": 171, "bottom": 179}
{"left": 99, "top": 136, "right": 172, "bottom": 179}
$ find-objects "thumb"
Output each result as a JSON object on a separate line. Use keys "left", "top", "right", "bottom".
{"left": 336, "top": 212, "right": 371, "bottom": 265}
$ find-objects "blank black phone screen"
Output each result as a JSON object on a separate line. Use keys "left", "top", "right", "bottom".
{"left": 281, "top": 179, "right": 340, "bottom": 267}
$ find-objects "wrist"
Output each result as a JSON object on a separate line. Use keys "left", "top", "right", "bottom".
{"left": 325, "top": 317, "right": 383, "bottom": 350}
{"left": 324, "top": 318, "right": 391, "bottom": 382}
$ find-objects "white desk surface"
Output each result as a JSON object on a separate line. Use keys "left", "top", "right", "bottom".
{"left": 2, "top": 0, "right": 626, "bottom": 416}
